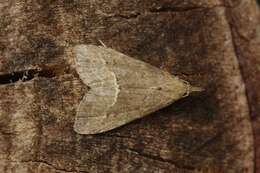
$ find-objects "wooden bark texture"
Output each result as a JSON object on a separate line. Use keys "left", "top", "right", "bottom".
{"left": 0, "top": 0, "right": 259, "bottom": 173}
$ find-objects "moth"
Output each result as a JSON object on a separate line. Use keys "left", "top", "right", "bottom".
{"left": 73, "top": 45, "right": 202, "bottom": 134}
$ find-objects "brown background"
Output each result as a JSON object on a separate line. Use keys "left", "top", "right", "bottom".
{"left": 0, "top": 0, "right": 259, "bottom": 172}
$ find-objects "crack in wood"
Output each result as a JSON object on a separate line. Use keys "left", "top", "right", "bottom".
{"left": 148, "top": 1, "right": 242, "bottom": 14}
{"left": 190, "top": 130, "right": 224, "bottom": 153}
{"left": 223, "top": 2, "right": 254, "bottom": 120}
{"left": 19, "top": 160, "right": 90, "bottom": 173}
{"left": 149, "top": 6, "right": 206, "bottom": 13}
{"left": 222, "top": 2, "right": 255, "bottom": 172}
{"left": 99, "top": 2, "right": 242, "bottom": 21}
{"left": 0, "top": 68, "right": 56, "bottom": 85}
{"left": 223, "top": 1, "right": 257, "bottom": 122}
{"left": 124, "top": 147, "right": 195, "bottom": 171}
{"left": 96, "top": 133, "right": 137, "bottom": 140}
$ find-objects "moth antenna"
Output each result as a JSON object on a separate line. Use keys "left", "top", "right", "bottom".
{"left": 98, "top": 39, "right": 107, "bottom": 48}
{"left": 191, "top": 86, "right": 204, "bottom": 92}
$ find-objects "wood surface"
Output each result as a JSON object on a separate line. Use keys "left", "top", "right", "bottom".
{"left": 0, "top": 0, "right": 259, "bottom": 172}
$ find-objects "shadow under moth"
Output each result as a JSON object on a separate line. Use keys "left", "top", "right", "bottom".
{"left": 73, "top": 45, "right": 202, "bottom": 134}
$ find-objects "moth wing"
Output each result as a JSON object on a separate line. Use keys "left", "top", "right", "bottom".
{"left": 73, "top": 45, "right": 189, "bottom": 134}
{"left": 73, "top": 45, "right": 119, "bottom": 134}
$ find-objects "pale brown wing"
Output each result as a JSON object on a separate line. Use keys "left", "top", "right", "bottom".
{"left": 73, "top": 45, "right": 119, "bottom": 134}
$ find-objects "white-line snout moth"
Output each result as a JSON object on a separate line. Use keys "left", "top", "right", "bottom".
{"left": 73, "top": 45, "right": 202, "bottom": 134}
